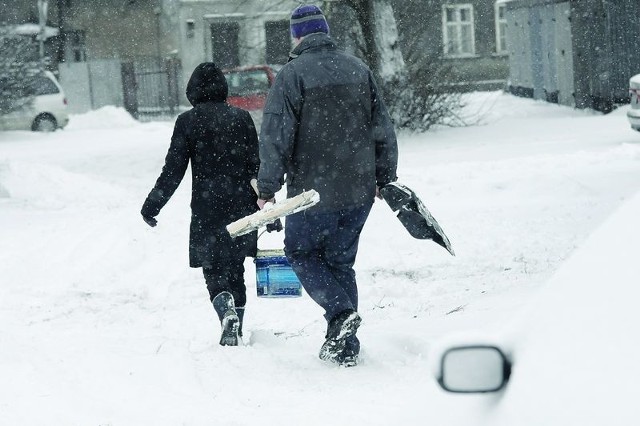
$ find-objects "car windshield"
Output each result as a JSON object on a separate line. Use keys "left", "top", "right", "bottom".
{"left": 225, "top": 70, "right": 269, "bottom": 97}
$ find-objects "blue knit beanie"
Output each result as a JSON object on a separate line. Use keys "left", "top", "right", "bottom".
{"left": 290, "top": 5, "right": 329, "bottom": 39}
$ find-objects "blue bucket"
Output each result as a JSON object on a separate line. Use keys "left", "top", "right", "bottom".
{"left": 255, "top": 249, "right": 302, "bottom": 298}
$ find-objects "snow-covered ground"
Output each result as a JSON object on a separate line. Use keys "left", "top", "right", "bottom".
{"left": 1, "top": 93, "right": 639, "bottom": 425}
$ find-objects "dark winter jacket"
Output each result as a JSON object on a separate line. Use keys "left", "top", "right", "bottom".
{"left": 141, "top": 63, "right": 259, "bottom": 268}
{"left": 257, "top": 33, "right": 398, "bottom": 211}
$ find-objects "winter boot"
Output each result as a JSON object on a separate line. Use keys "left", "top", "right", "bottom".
{"left": 319, "top": 309, "right": 362, "bottom": 363}
{"left": 336, "top": 335, "right": 360, "bottom": 367}
{"left": 236, "top": 307, "right": 245, "bottom": 339}
{"left": 212, "top": 291, "right": 240, "bottom": 346}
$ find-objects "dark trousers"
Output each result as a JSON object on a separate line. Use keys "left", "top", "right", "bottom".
{"left": 202, "top": 256, "right": 246, "bottom": 307}
{"left": 284, "top": 202, "right": 373, "bottom": 324}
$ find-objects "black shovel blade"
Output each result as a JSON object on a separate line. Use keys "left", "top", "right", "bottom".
{"left": 381, "top": 182, "right": 455, "bottom": 256}
{"left": 380, "top": 183, "right": 413, "bottom": 211}
{"left": 397, "top": 208, "right": 453, "bottom": 254}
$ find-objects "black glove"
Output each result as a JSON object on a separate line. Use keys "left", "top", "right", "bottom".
{"left": 266, "top": 218, "right": 283, "bottom": 233}
{"left": 259, "top": 191, "right": 275, "bottom": 201}
{"left": 142, "top": 215, "right": 157, "bottom": 227}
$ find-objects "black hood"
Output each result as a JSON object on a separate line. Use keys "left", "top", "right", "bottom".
{"left": 186, "top": 62, "right": 228, "bottom": 106}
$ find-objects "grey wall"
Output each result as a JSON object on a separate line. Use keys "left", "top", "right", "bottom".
{"left": 59, "top": 60, "right": 123, "bottom": 113}
{"left": 507, "top": 0, "right": 573, "bottom": 105}
{"left": 63, "top": 0, "right": 162, "bottom": 60}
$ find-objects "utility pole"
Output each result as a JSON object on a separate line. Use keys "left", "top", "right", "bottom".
{"left": 153, "top": 7, "right": 162, "bottom": 61}
{"left": 37, "top": 0, "right": 49, "bottom": 69}
{"left": 57, "top": 0, "right": 66, "bottom": 64}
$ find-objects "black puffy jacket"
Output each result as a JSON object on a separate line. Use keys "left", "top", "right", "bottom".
{"left": 142, "top": 63, "right": 259, "bottom": 268}
{"left": 257, "top": 33, "right": 398, "bottom": 211}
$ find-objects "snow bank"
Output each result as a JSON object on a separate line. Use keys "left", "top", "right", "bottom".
{"left": 456, "top": 91, "right": 598, "bottom": 125}
{"left": 66, "top": 106, "right": 140, "bottom": 130}
{"left": 0, "top": 160, "right": 130, "bottom": 209}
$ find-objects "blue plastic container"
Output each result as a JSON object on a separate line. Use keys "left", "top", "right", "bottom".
{"left": 255, "top": 249, "right": 302, "bottom": 298}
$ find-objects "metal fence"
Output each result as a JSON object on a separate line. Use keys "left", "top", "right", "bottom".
{"left": 122, "top": 57, "right": 182, "bottom": 121}
{"left": 59, "top": 56, "right": 182, "bottom": 121}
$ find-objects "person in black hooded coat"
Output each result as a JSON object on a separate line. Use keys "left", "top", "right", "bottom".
{"left": 141, "top": 62, "right": 259, "bottom": 346}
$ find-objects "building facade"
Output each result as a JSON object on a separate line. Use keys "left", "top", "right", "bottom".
{"left": 505, "top": 0, "right": 640, "bottom": 112}
{"left": 1, "top": 0, "right": 162, "bottom": 64}
{"left": 393, "top": 0, "right": 510, "bottom": 91}
{"left": 162, "top": 0, "right": 297, "bottom": 98}
{"left": 3, "top": 1, "right": 512, "bottom": 114}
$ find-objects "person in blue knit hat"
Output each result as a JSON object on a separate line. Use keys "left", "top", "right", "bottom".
{"left": 257, "top": 4, "right": 398, "bottom": 366}
{"left": 289, "top": 4, "right": 330, "bottom": 38}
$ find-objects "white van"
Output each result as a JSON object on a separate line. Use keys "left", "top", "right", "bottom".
{"left": 0, "top": 71, "right": 69, "bottom": 132}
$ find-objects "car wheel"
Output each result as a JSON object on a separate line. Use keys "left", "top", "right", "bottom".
{"left": 32, "top": 114, "right": 58, "bottom": 132}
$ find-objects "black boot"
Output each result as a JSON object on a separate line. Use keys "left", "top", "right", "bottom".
{"left": 319, "top": 309, "right": 362, "bottom": 364}
{"left": 336, "top": 335, "right": 360, "bottom": 367}
{"left": 236, "top": 307, "right": 245, "bottom": 338}
{"left": 212, "top": 291, "right": 240, "bottom": 346}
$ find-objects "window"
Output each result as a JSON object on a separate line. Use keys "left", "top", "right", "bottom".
{"left": 495, "top": 2, "right": 508, "bottom": 54}
{"left": 265, "top": 20, "right": 290, "bottom": 65}
{"left": 186, "top": 20, "right": 195, "bottom": 39}
{"left": 442, "top": 4, "right": 475, "bottom": 57}
{"left": 65, "top": 30, "right": 86, "bottom": 62}
{"left": 210, "top": 22, "right": 240, "bottom": 69}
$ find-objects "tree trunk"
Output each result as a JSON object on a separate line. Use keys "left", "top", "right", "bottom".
{"left": 343, "top": 0, "right": 406, "bottom": 84}
{"left": 344, "top": 0, "right": 380, "bottom": 78}
{"left": 372, "top": 0, "right": 406, "bottom": 83}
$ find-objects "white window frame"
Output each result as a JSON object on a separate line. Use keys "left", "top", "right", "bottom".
{"left": 495, "top": 2, "right": 508, "bottom": 54}
{"left": 442, "top": 4, "right": 476, "bottom": 58}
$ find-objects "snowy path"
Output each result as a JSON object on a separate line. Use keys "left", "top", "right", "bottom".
{"left": 1, "top": 94, "right": 639, "bottom": 425}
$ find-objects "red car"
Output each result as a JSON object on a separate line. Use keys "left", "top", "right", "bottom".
{"left": 223, "top": 65, "right": 282, "bottom": 111}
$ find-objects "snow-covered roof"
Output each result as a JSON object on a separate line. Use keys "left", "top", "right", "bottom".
{"left": 12, "top": 24, "right": 59, "bottom": 39}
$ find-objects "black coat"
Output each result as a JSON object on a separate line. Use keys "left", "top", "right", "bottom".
{"left": 257, "top": 33, "right": 398, "bottom": 212}
{"left": 142, "top": 63, "right": 259, "bottom": 268}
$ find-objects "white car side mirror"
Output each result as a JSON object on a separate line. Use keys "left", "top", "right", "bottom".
{"left": 437, "top": 345, "right": 511, "bottom": 393}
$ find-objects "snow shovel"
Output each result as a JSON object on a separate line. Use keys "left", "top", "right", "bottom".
{"left": 380, "top": 182, "right": 455, "bottom": 256}
{"left": 226, "top": 188, "right": 320, "bottom": 238}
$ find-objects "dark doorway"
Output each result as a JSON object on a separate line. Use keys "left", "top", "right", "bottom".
{"left": 210, "top": 22, "right": 240, "bottom": 69}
